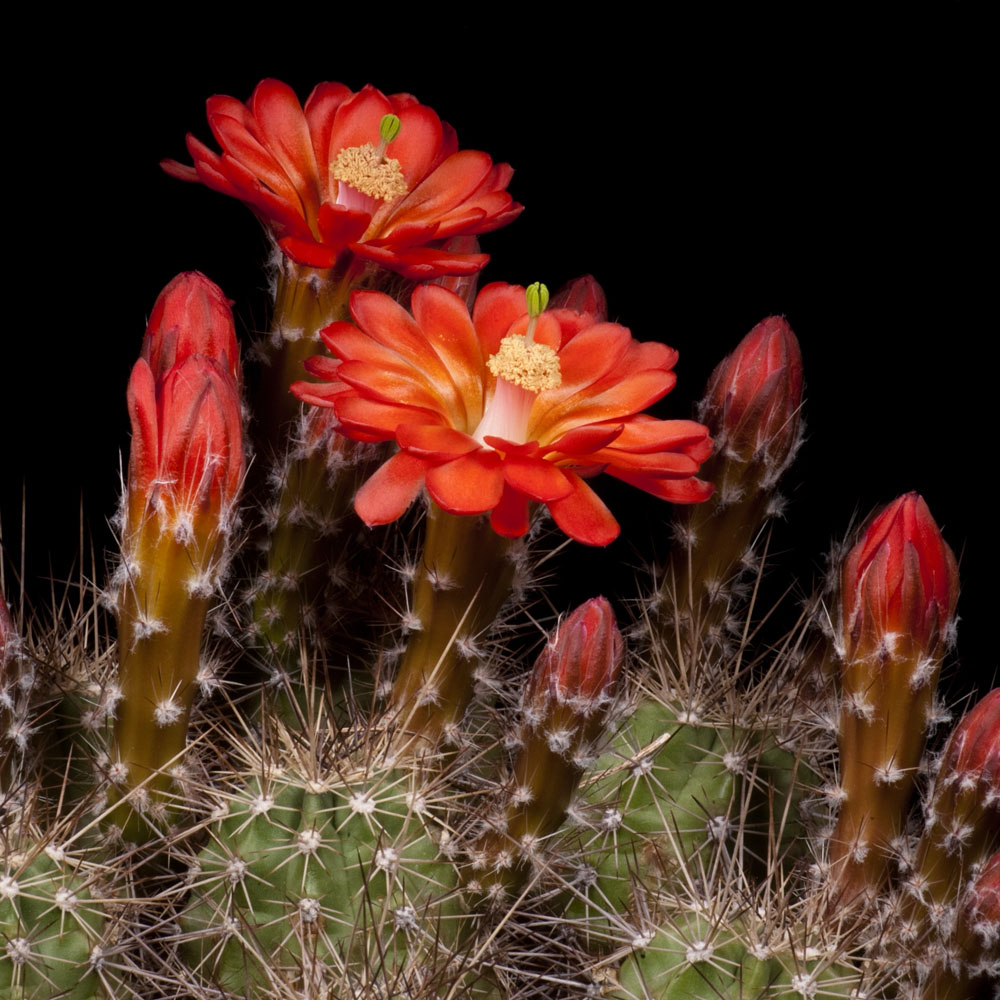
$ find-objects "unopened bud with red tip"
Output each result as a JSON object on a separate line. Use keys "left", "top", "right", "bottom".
{"left": 908, "top": 689, "right": 1000, "bottom": 929}
{"left": 126, "top": 354, "right": 244, "bottom": 539}
{"left": 841, "top": 492, "right": 959, "bottom": 666}
{"left": 922, "top": 849, "right": 1000, "bottom": 998}
{"left": 472, "top": 599, "right": 623, "bottom": 903}
{"left": 700, "top": 315, "right": 803, "bottom": 475}
{"left": 829, "top": 493, "right": 960, "bottom": 905}
{"left": 111, "top": 274, "right": 244, "bottom": 839}
{"left": 655, "top": 318, "right": 801, "bottom": 669}
{"left": 524, "top": 597, "right": 623, "bottom": 719}
{"left": 550, "top": 275, "right": 608, "bottom": 322}
{"left": 141, "top": 271, "right": 240, "bottom": 386}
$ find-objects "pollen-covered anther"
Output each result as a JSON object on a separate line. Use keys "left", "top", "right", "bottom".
{"left": 685, "top": 940, "right": 714, "bottom": 963}
{"left": 331, "top": 143, "right": 408, "bottom": 201}
{"left": 487, "top": 335, "right": 561, "bottom": 392}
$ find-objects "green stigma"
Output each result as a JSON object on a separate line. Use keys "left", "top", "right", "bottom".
{"left": 379, "top": 113, "right": 402, "bottom": 146}
{"left": 525, "top": 282, "right": 550, "bottom": 318}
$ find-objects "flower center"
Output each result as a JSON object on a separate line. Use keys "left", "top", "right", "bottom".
{"left": 330, "top": 113, "right": 408, "bottom": 202}
{"left": 487, "top": 335, "right": 560, "bottom": 393}
{"left": 474, "top": 335, "right": 561, "bottom": 447}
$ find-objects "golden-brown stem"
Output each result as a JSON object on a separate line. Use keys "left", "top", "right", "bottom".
{"left": 391, "top": 507, "right": 515, "bottom": 746}
{"left": 108, "top": 522, "right": 219, "bottom": 840}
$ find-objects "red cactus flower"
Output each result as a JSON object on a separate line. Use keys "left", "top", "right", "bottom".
{"left": 292, "top": 282, "right": 713, "bottom": 546}
{"left": 162, "top": 79, "right": 522, "bottom": 279}
{"left": 700, "top": 315, "right": 803, "bottom": 470}
{"left": 525, "top": 597, "right": 624, "bottom": 716}
{"left": 141, "top": 271, "right": 240, "bottom": 386}
{"left": 841, "top": 492, "right": 959, "bottom": 660}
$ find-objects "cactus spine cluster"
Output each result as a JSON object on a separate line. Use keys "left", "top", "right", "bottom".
{"left": 1, "top": 76, "right": 996, "bottom": 1000}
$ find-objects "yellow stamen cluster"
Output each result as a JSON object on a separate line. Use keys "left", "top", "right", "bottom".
{"left": 488, "top": 335, "right": 561, "bottom": 392}
{"left": 331, "top": 144, "right": 408, "bottom": 201}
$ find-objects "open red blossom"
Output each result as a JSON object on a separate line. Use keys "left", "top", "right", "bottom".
{"left": 292, "top": 282, "right": 713, "bottom": 546}
{"left": 162, "top": 79, "right": 522, "bottom": 278}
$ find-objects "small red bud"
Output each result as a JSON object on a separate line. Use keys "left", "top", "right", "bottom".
{"left": 141, "top": 271, "right": 240, "bottom": 386}
{"left": 700, "top": 315, "right": 803, "bottom": 469}
{"left": 841, "top": 492, "right": 959, "bottom": 662}
{"left": 525, "top": 597, "right": 623, "bottom": 716}
{"left": 938, "top": 688, "right": 1000, "bottom": 809}
{"left": 550, "top": 275, "right": 608, "bottom": 323}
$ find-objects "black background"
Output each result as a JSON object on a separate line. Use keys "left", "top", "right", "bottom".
{"left": 4, "top": 17, "right": 994, "bottom": 705}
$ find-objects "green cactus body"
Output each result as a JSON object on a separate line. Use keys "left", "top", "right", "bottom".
{"left": 614, "top": 915, "right": 861, "bottom": 999}
{"left": 179, "top": 761, "right": 466, "bottom": 996}
{"left": 567, "top": 700, "right": 742, "bottom": 929}
{"left": 566, "top": 699, "right": 816, "bottom": 949}
{"left": 0, "top": 847, "right": 104, "bottom": 1000}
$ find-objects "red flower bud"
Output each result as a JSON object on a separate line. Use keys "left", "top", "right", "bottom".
{"left": 141, "top": 272, "right": 240, "bottom": 386}
{"left": 700, "top": 316, "right": 803, "bottom": 471}
{"left": 127, "top": 356, "right": 244, "bottom": 532}
{"left": 550, "top": 275, "right": 608, "bottom": 323}
{"left": 841, "top": 492, "right": 959, "bottom": 662}
{"left": 938, "top": 688, "right": 1000, "bottom": 810}
{"left": 525, "top": 597, "right": 623, "bottom": 716}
